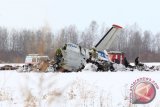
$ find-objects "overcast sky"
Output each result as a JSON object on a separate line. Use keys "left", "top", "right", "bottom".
{"left": 0, "top": 0, "right": 160, "bottom": 33}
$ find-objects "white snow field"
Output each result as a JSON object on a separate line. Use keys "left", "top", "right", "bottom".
{"left": 0, "top": 63, "right": 160, "bottom": 107}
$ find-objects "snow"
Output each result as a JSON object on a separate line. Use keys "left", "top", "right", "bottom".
{"left": 82, "top": 63, "right": 98, "bottom": 71}
{"left": 0, "top": 63, "right": 160, "bottom": 107}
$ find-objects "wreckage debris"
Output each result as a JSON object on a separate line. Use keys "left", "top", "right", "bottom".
{"left": 0, "top": 65, "right": 19, "bottom": 70}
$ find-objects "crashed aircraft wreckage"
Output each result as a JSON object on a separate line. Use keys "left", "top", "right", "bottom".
{"left": 17, "top": 24, "right": 160, "bottom": 72}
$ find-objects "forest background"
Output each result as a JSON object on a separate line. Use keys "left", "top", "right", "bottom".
{"left": 0, "top": 21, "right": 160, "bottom": 63}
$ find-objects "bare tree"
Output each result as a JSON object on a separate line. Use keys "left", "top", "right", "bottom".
{"left": 129, "top": 31, "right": 142, "bottom": 60}
{"left": 80, "top": 21, "right": 98, "bottom": 48}
{"left": 66, "top": 25, "right": 78, "bottom": 44}
{"left": 41, "top": 24, "right": 53, "bottom": 55}
{"left": 155, "top": 33, "right": 160, "bottom": 53}
{"left": 142, "top": 31, "right": 152, "bottom": 52}
{"left": 56, "top": 28, "right": 67, "bottom": 48}
{"left": 0, "top": 27, "right": 8, "bottom": 51}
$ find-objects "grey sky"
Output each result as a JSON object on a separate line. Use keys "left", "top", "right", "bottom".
{"left": 0, "top": 0, "right": 160, "bottom": 33}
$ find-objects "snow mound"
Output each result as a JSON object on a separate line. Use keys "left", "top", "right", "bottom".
{"left": 113, "top": 63, "right": 126, "bottom": 71}
{"left": 82, "top": 63, "right": 97, "bottom": 72}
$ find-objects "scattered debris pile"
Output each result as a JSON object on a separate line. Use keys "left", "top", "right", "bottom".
{"left": 0, "top": 65, "right": 19, "bottom": 70}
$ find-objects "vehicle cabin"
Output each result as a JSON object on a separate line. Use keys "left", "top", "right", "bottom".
{"left": 25, "top": 54, "right": 50, "bottom": 65}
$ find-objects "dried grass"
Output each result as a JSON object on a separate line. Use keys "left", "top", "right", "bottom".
{"left": 0, "top": 89, "right": 12, "bottom": 101}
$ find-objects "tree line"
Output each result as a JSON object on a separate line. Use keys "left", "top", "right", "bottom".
{"left": 0, "top": 21, "right": 160, "bottom": 63}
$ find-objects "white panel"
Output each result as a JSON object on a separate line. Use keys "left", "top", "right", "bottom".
{"left": 96, "top": 26, "right": 122, "bottom": 51}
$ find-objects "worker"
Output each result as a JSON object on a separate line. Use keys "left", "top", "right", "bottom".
{"left": 55, "top": 48, "right": 63, "bottom": 66}
{"left": 135, "top": 57, "right": 144, "bottom": 67}
{"left": 123, "top": 57, "right": 129, "bottom": 67}
{"left": 91, "top": 48, "right": 98, "bottom": 61}
{"left": 62, "top": 44, "right": 67, "bottom": 50}
{"left": 123, "top": 57, "right": 133, "bottom": 68}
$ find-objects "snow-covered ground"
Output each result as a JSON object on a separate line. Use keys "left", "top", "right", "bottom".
{"left": 0, "top": 63, "right": 160, "bottom": 107}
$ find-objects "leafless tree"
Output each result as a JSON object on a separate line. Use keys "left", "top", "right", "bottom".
{"left": 80, "top": 21, "right": 98, "bottom": 48}
{"left": 0, "top": 27, "right": 8, "bottom": 51}
{"left": 66, "top": 25, "right": 78, "bottom": 44}
{"left": 155, "top": 33, "right": 160, "bottom": 53}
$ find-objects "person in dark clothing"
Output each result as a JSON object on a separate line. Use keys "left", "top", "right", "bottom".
{"left": 123, "top": 57, "right": 129, "bottom": 67}
{"left": 123, "top": 57, "right": 133, "bottom": 68}
{"left": 55, "top": 48, "right": 63, "bottom": 66}
{"left": 135, "top": 57, "right": 139, "bottom": 66}
{"left": 110, "top": 62, "right": 115, "bottom": 71}
{"left": 135, "top": 57, "right": 144, "bottom": 67}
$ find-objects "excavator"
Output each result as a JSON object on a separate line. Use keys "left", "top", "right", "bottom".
{"left": 19, "top": 24, "right": 123, "bottom": 72}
